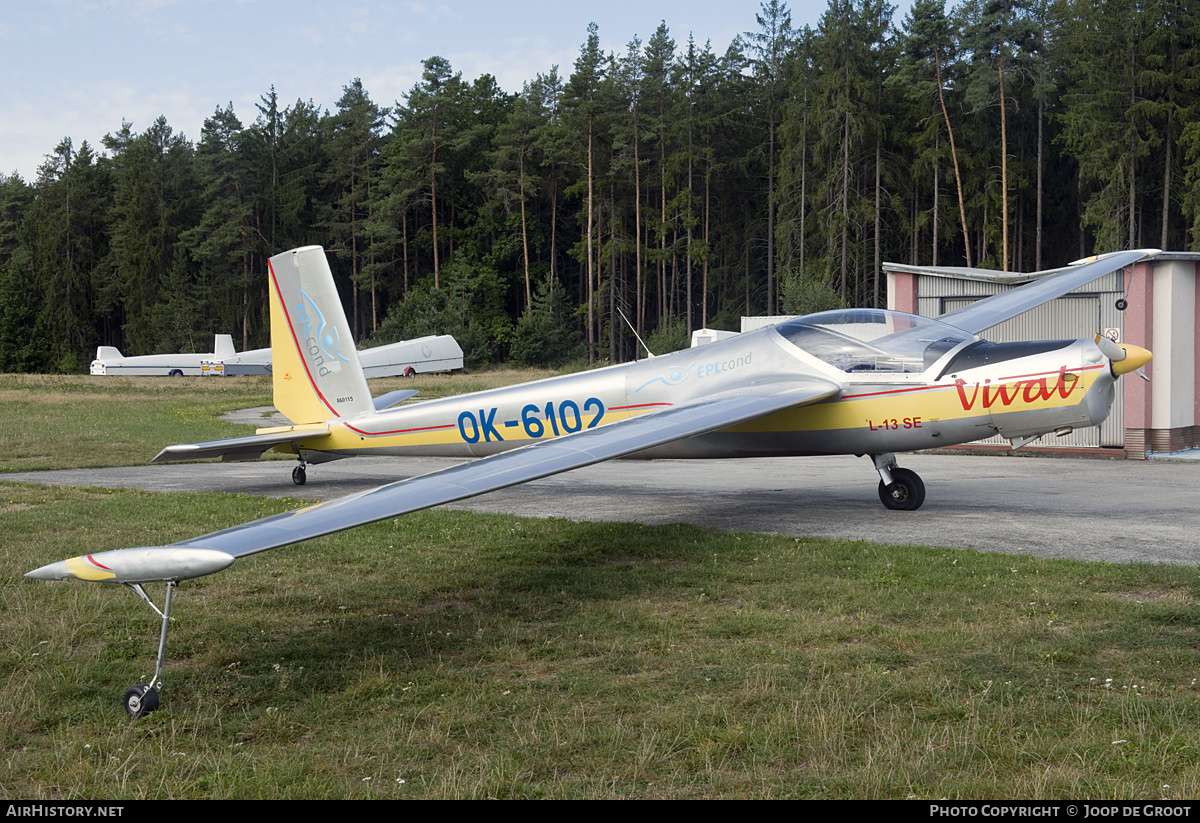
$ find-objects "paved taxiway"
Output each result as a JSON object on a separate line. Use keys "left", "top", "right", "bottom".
{"left": 3, "top": 453, "right": 1196, "bottom": 565}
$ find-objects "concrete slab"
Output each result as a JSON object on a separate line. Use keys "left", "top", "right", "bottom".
{"left": 4, "top": 452, "right": 1196, "bottom": 565}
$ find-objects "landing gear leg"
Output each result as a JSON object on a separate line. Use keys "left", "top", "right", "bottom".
{"left": 120, "top": 581, "right": 177, "bottom": 718}
{"left": 292, "top": 460, "right": 307, "bottom": 486}
{"left": 872, "top": 453, "right": 926, "bottom": 511}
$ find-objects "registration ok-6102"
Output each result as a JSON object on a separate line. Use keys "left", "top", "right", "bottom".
{"left": 457, "top": 397, "right": 606, "bottom": 443}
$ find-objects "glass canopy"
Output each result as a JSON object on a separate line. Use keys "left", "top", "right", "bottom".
{"left": 774, "top": 309, "right": 975, "bottom": 374}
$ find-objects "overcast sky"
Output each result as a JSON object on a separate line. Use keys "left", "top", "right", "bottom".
{"left": 1, "top": 0, "right": 912, "bottom": 182}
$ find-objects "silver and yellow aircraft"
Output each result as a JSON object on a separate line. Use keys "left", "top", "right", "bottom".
{"left": 26, "top": 245, "right": 1157, "bottom": 716}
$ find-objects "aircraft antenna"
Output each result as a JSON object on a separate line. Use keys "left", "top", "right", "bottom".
{"left": 616, "top": 306, "right": 654, "bottom": 359}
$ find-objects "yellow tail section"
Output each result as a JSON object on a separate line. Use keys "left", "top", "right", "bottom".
{"left": 268, "top": 247, "right": 373, "bottom": 425}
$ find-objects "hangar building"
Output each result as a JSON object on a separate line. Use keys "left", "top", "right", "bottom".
{"left": 884, "top": 252, "right": 1200, "bottom": 459}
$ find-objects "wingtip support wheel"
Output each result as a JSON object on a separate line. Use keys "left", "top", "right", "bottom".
{"left": 123, "top": 684, "right": 159, "bottom": 718}
{"left": 878, "top": 467, "right": 926, "bottom": 511}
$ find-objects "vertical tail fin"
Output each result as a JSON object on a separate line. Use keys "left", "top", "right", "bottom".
{"left": 213, "top": 334, "right": 236, "bottom": 359}
{"left": 268, "top": 246, "right": 373, "bottom": 424}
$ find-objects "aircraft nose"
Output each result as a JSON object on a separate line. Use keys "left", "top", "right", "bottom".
{"left": 1094, "top": 334, "right": 1152, "bottom": 377}
{"left": 1111, "top": 343, "right": 1152, "bottom": 376}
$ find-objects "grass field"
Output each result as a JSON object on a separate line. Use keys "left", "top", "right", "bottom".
{"left": 3, "top": 374, "right": 1200, "bottom": 798}
{"left": 0, "top": 371, "right": 556, "bottom": 472}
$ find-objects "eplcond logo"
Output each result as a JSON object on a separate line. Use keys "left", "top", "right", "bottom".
{"left": 293, "top": 288, "right": 350, "bottom": 377}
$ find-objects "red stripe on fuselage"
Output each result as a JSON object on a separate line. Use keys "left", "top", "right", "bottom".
{"left": 841, "top": 384, "right": 949, "bottom": 401}
{"left": 343, "top": 422, "right": 456, "bottom": 437}
{"left": 841, "top": 363, "right": 1104, "bottom": 401}
{"left": 997, "top": 364, "right": 1103, "bottom": 381}
{"left": 610, "top": 402, "right": 672, "bottom": 411}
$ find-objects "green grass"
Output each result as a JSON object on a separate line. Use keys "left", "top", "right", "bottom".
{"left": 0, "top": 370, "right": 554, "bottom": 472}
{"left": 4, "top": 483, "right": 1200, "bottom": 798}
{"left": 2, "top": 371, "right": 1199, "bottom": 798}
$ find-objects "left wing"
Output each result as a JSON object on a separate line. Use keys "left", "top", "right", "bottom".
{"left": 27, "top": 377, "right": 840, "bottom": 584}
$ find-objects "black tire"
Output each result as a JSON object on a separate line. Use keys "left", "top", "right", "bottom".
{"left": 123, "top": 684, "right": 159, "bottom": 718}
{"left": 168, "top": 369, "right": 184, "bottom": 377}
{"left": 1115, "top": 298, "right": 1128, "bottom": 311}
{"left": 404, "top": 367, "right": 416, "bottom": 378}
{"left": 878, "top": 467, "right": 926, "bottom": 511}
{"left": 292, "top": 466, "right": 307, "bottom": 486}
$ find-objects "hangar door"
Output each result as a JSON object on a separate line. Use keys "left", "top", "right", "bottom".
{"left": 938, "top": 295, "right": 1123, "bottom": 448}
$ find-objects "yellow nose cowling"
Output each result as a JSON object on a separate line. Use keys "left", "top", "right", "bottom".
{"left": 1112, "top": 343, "right": 1152, "bottom": 376}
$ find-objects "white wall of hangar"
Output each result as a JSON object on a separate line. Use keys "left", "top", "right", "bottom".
{"left": 885, "top": 252, "right": 1200, "bottom": 459}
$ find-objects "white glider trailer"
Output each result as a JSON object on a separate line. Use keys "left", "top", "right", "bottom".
{"left": 90, "top": 333, "right": 462, "bottom": 378}
{"left": 203, "top": 344, "right": 271, "bottom": 376}
{"left": 358, "top": 334, "right": 463, "bottom": 378}
{"left": 90, "top": 335, "right": 252, "bottom": 377}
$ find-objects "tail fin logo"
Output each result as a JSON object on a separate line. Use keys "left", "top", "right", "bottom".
{"left": 295, "top": 288, "right": 350, "bottom": 376}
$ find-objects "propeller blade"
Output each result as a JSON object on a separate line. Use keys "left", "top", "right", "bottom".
{"left": 1094, "top": 334, "right": 1125, "bottom": 362}
{"left": 1093, "top": 334, "right": 1152, "bottom": 377}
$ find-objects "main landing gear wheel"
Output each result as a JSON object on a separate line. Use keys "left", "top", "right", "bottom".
{"left": 878, "top": 467, "right": 926, "bottom": 511}
{"left": 404, "top": 366, "right": 416, "bottom": 378}
{"left": 123, "top": 684, "right": 159, "bottom": 718}
{"left": 292, "top": 465, "right": 307, "bottom": 485}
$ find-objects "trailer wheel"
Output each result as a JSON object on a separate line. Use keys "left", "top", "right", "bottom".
{"left": 168, "top": 369, "right": 183, "bottom": 377}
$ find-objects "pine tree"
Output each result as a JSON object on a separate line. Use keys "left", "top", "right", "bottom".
{"left": 892, "top": 0, "right": 972, "bottom": 266}
{"left": 322, "top": 79, "right": 387, "bottom": 335}
{"left": 745, "top": 0, "right": 796, "bottom": 314}
{"left": 183, "top": 104, "right": 259, "bottom": 349}
{"left": 564, "top": 23, "right": 610, "bottom": 364}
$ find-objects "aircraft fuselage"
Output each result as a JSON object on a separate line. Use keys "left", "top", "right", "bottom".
{"left": 290, "top": 317, "right": 1117, "bottom": 464}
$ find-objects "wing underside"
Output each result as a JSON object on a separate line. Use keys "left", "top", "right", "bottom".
{"left": 930, "top": 249, "right": 1160, "bottom": 335}
{"left": 184, "top": 379, "right": 840, "bottom": 558}
{"left": 28, "top": 378, "right": 840, "bottom": 583}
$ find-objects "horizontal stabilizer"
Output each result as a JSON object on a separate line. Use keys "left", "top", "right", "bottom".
{"left": 372, "top": 389, "right": 419, "bottom": 411}
{"left": 152, "top": 425, "right": 330, "bottom": 463}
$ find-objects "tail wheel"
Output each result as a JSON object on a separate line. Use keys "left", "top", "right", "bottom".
{"left": 878, "top": 467, "right": 925, "bottom": 511}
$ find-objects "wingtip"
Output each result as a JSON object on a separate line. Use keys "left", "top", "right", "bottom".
{"left": 1069, "top": 248, "right": 1162, "bottom": 266}
{"left": 25, "top": 561, "right": 71, "bottom": 581}
{"left": 25, "top": 548, "right": 236, "bottom": 584}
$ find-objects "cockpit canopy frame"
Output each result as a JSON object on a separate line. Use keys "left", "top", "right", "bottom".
{"left": 773, "top": 309, "right": 977, "bottom": 376}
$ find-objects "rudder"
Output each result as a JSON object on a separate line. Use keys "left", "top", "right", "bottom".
{"left": 268, "top": 246, "right": 373, "bottom": 424}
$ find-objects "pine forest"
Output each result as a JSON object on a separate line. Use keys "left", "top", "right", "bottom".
{"left": 2, "top": 0, "right": 1198, "bottom": 373}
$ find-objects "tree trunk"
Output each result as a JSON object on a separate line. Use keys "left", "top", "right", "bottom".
{"left": 935, "top": 50, "right": 971, "bottom": 267}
